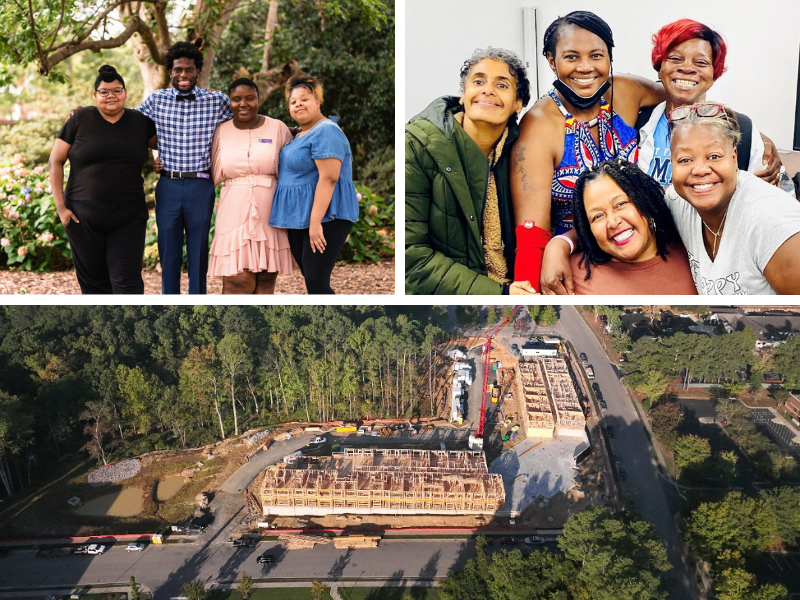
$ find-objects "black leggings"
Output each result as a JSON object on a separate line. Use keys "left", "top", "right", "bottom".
{"left": 287, "top": 219, "right": 353, "bottom": 294}
{"left": 65, "top": 199, "right": 147, "bottom": 294}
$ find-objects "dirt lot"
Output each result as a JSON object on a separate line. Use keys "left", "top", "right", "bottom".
{"left": 0, "top": 436, "right": 264, "bottom": 539}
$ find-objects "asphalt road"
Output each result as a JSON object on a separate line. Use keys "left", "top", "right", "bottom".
{"left": 0, "top": 538, "right": 560, "bottom": 597}
{"left": 555, "top": 306, "right": 695, "bottom": 600}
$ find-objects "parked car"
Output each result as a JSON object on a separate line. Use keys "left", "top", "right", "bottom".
{"left": 599, "top": 399, "right": 608, "bottom": 411}
{"left": 126, "top": 543, "right": 145, "bottom": 552}
{"left": 595, "top": 390, "right": 604, "bottom": 401}
{"left": 257, "top": 553, "right": 274, "bottom": 564}
{"left": 86, "top": 544, "right": 107, "bottom": 555}
{"left": 591, "top": 382, "right": 600, "bottom": 392}
{"left": 618, "top": 467, "right": 627, "bottom": 481}
{"left": 579, "top": 352, "right": 588, "bottom": 364}
{"left": 311, "top": 436, "right": 326, "bottom": 445}
{"left": 233, "top": 538, "right": 255, "bottom": 548}
{"left": 499, "top": 536, "right": 516, "bottom": 545}
{"left": 72, "top": 545, "right": 89, "bottom": 555}
{"left": 524, "top": 536, "right": 545, "bottom": 544}
{"left": 606, "top": 426, "right": 615, "bottom": 438}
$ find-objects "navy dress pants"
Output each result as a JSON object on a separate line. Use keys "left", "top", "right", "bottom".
{"left": 155, "top": 176, "right": 215, "bottom": 294}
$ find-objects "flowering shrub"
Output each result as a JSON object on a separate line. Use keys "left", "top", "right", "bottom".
{"left": 339, "top": 185, "right": 395, "bottom": 262}
{"left": 0, "top": 154, "right": 72, "bottom": 271}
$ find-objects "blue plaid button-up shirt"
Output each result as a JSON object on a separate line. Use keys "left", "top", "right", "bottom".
{"left": 136, "top": 86, "right": 233, "bottom": 172}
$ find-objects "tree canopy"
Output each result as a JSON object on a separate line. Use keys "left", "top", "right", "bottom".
{"left": 0, "top": 305, "right": 446, "bottom": 496}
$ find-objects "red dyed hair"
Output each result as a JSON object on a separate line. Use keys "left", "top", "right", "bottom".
{"left": 651, "top": 19, "right": 727, "bottom": 80}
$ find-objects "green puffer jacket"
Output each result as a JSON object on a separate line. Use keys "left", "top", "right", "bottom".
{"left": 405, "top": 96, "right": 518, "bottom": 295}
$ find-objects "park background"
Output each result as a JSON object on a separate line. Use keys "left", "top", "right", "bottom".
{"left": 405, "top": 0, "right": 800, "bottom": 159}
{"left": 0, "top": 0, "right": 395, "bottom": 280}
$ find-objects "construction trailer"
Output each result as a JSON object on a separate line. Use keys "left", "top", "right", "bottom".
{"left": 260, "top": 448, "right": 505, "bottom": 517}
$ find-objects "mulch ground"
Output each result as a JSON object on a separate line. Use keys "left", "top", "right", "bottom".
{"left": 0, "top": 258, "right": 394, "bottom": 295}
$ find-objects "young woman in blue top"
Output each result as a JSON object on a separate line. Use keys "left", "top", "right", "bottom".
{"left": 269, "top": 75, "right": 359, "bottom": 294}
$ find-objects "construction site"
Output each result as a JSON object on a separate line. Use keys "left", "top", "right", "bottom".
{"left": 256, "top": 307, "right": 604, "bottom": 527}
{"left": 519, "top": 358, "right": 585, "bottom": 438}
{"left": 259, "top": 448, "right": 504, "bottom": 517}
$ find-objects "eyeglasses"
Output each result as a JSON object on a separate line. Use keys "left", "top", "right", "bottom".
{"left": 96, "top": 87, "right": 125, "bottom": 97}
{"left": 171, "top": 67, "right": 197, "bottom": 75}
{"left": 668, "top": 103, "right": 727, "bottom": 122}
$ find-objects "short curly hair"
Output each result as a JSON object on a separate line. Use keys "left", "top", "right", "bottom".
{"left": 459, "top": 47, "right": 531, "bottom": 108}
{"left": 165, "top": 41, "right": 204, "bottom": 72}
{"left": 284, "top": 75, "right": 324, "bottom": 104}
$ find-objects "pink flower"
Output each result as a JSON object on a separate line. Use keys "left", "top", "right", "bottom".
{"left": 9, "top": 211, "right": 19, "bottom": 221}
{"left": 0, "top": 238, "right": 9, "bottom": 247}
{"left": 357, "top": 192, "right": 363, "bottom": 201}
{"left": 13, "top": 153, "right": 25, "bottom": 165}
{"left": 24, "top": 194, "right": 31, "bottom": 202}
{"left": 41, "top": 231, "right": 53, "bottom": 242}
{"left": 0, "top": 167, "right": 11, "bottom": 175}
{"left": 33, "top": 166, "right": 44, "bottom": 175}
{"left": 18, "top": 169, "right": 29, "bottom": 178}
{"left": 45, "top": 186, "right": 51, "bottom": 193}
{"left": 5, "top": 184, "right": 12, "bottom": 192}
{"left": 17, "top": 246, "right": 27, "bottom": 256}
{"left": 0, "top": 193, "right": 6, "bottom": 200}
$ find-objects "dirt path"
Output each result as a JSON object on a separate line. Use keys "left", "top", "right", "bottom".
{"left": 0, "top": 258, "right": 394, "bottom": 295}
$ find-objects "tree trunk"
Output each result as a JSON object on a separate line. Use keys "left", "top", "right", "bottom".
{"left": 0, "top": 456, "right": 13, "bottom": 496}
{"left": 274, "top": 358, "right": 289, "bottom": 415}
{"left": 120, "top": 2, "right": 170, "bottom": 100}
{"left": 229, "top": 369, "right": 239, "bottom": 437}
{"left": 212, "top": 376, "right": 226, "bottom": 440}
{"left": 188, "top": 0, "right": 242, "bottom": 89}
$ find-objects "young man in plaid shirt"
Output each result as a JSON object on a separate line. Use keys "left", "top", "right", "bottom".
{"left": 137, "top": 42, "right": 233, "bottom": 294}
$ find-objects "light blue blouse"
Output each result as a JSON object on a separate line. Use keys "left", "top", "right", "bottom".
{"left": 269, "top": 117, "right": 360, "bottom": 228}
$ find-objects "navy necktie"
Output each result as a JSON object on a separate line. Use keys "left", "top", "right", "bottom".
{"left": 176, "top": 94, "right": 196, "bottom": 101}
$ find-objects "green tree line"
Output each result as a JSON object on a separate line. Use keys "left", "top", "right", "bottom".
{"left": 0, "top": 305, "right": 448, "bottom": 496}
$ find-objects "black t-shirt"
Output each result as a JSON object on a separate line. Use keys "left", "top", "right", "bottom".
{"left": 58, "top": 107, "right": 156, "bottom": 207}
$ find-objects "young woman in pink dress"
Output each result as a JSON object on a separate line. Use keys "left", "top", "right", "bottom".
{"left": 204, "top": 77, "right": 295, "bottom": 293}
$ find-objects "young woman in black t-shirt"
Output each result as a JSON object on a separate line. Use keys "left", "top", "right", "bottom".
{"left": 49, "top": 65, "right": 158, "bottom": 294}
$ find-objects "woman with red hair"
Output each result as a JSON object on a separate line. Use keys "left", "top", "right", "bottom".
{"left": 637, "top": 18, "right": 777, "bottom": 187}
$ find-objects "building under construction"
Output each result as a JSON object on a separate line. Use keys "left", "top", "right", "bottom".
{"left": 518, "top": 357, "right": 585, "bottom": 438}
{"left": 259, "top": 448, "right": 505, "bottom": 517}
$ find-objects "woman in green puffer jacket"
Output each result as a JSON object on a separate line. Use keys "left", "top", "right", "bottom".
{"left": 405, "top": 47, "right": 535, "bottom": 295}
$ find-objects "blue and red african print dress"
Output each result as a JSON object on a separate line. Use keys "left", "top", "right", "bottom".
{"left": 547, "top": 90, "right": 639, "bottom": 235}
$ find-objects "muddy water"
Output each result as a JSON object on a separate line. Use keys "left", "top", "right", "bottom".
{"left": 155, "top": 476, "right": 185, "bottom": 502}
{"left": 74, "top": 487, "right": 142, "bottom": 517}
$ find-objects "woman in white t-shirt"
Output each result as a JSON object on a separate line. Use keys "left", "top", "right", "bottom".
{"left": 666, "top": 103, "right": 800, "bottom": 294}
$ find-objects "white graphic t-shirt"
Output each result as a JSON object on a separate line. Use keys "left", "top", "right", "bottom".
{"left": 665, "top": 171, "right": 800, "bottom": 295}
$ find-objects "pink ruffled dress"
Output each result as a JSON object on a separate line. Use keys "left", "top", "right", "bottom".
{"left": 208, "top": 117, "right": 294, "bottom": 277}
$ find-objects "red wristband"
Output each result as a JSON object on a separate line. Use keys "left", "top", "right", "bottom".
{"left": 514, "top": 223, "right": 552, "bottom": 292}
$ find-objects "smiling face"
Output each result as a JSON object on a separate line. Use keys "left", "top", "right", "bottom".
{"left": 460, "top": 58, "right": 522, "bottom": 129}
{"left": 94, "top": 80, "right": 127, "bottom": 116}
{"left": 659, "top": 38, "right": 715, "bottom": 108}
{"left": 230, "top": 84, "right": 259, "bottom": 125}
{"left": 170, "top": 57, "right": 199, "bottom": 93}
{"left": 288, "top": 86, "right": 322, "bottom": 126}
{"left": 671, "top": 123, "right": 738, "bottom": 214}
{"left": 583, "top": 174, "right": 658, "bottom": 263}
{"left": 548, "top": 24, "right": 611, "bottom": 97}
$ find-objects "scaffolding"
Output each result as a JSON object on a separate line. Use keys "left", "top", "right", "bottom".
{"left": 518, "top": 358, "right": 585, "bottom": 438}
{"left": 260, "top": 449, "right": 505, "bottom": 516}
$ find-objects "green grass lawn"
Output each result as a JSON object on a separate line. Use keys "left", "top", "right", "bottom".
{"left": 339, "top": 587, "right": 441, "bottom": 600}
{"left": 208, "top": 588, "right": 333, "bottom": 600}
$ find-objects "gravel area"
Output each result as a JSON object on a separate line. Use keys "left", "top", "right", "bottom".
{"left": 0, "top": 258, "right": 395, "bottom": 295}
{"left": 87, "top": 458, "right": 142, "bottom": 486}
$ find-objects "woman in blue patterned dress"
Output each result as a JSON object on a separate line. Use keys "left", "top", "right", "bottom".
{"left": 510, "top": 10, "right": 665, "bottom": 291}
{"left": 269, "top": 75, "right": 359, "bottom": 294}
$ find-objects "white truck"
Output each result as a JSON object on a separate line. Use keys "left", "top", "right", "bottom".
{"left": 586, "top": 365, "right": 595, "bottom": 380}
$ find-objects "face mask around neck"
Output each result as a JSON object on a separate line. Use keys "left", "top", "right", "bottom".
{"left": 553, "top": 77, "right": 611, "bottom": 111}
